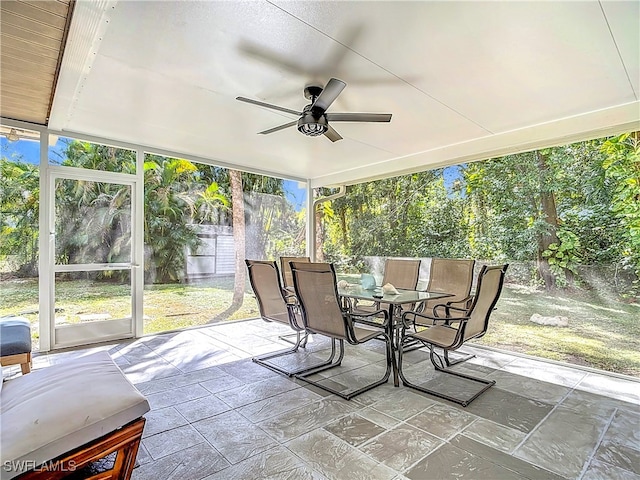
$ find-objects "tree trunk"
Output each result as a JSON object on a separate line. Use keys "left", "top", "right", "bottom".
{"left": 340, "top": 208, "right": 348, "bottom": 250}
{"left": 536, "top": 151, "right": 560, "bottom": 289}
{"left": 230, "top": 169, "right": 246, "bottom": 308}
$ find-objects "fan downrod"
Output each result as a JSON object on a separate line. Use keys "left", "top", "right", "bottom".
{"left": 304, "top": 85, "right": 323, "bottom": 101}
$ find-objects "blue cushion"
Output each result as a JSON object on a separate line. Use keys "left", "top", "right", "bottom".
{"left": 0, "top": 317, "right": 32, "bottom": 356}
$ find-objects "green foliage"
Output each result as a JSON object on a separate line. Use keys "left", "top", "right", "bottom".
{"left": 319, "top": 136, "right": 638, "bottom": 294}
{"left": 601, "top": 133, "right": 640, "bottom": 290}
{"left": 542, "top": 230, "right": 582, "bottom": 284}
{"left": 0, "top": 159, "right": 39, "bottom": 275}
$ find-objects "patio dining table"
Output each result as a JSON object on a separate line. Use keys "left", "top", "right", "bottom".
{"left": 337, "top": 284, "right": 452, "bottom": 387}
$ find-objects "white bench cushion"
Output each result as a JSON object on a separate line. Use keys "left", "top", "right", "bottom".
{"left": 1, "top": 351, "right": 149, "bottom": 479}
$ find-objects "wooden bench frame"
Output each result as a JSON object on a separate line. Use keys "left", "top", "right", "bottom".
{"left": 15, "top": 417, "right": 145, "bottom": 480}
{"left": 1, "top": 352, "right": 31, "bottom": 374}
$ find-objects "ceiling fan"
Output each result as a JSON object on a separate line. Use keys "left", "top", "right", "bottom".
{"left": 236, "top": 78, "right": 392, "bottom": 142}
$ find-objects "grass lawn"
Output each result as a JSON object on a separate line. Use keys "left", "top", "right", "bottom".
{"left": 2, "top": 278, "right": 638, "bottom": 376}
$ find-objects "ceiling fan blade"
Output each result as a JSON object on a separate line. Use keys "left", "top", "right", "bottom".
{"left": 324, "top": 125, "right": 343, "bottom": 142}
{"left": 236, "top": 97, "right": 301, "bottom": 116}
{"left": 312, "top": 78, "right": 346, "bottom": 113}
{"left": 326, "top": 113, "right": 392, "bottom": 122}
{"left": 258, "top": 121, "right": 298, "bottom": 135}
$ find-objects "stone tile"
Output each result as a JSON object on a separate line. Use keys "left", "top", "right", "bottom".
{"left": 463, "top": 346, "right": 519, "bottom": 370}
{"left": 411, "top": 371, "right": 499, "bottom": 407}
{"left": 461, "top": 418, "right": 527, "bottom": 453}
{"left": 367, "top": 388, "right": 436, "bottom": 421}
{"left": 450, "top": 435, "right": 565, "bottom": 480}
{"left": 157, "top": 336, "right": 243, "bottom": 372}
{"left": 200, "top": 373, "right": 246, "bottom": 394}
{"left": 451, "top": 361, "right": 499, "bottom": 379}
{"left": 217, "top": 358, "right": 282, "bottom": 383}
{"left": 142, "top": 424, "right": 205, "bottom": 460}
{"left": 258, "top": 397, "right": 358, "bottom": 442}
{"left": 407, "top": 402, "right": 476, "bottom": 440}
{"left": 174, "top": 394, "right": 232, "bottom": 423}
{"left": 201, "top": 446, "right": 326, "bottom": 480}
{"left": 132, "top": 441, "right": 229, "bottom": 480}
{"left": 237, "top": 386, "right": 322, "bottom": 423}
{"left": 312, "top": 351, "right": 374, "bottom": 378}
{"left": 257, "top": 349, "right": 334, "bottom": 373}
{"left": 358, "top": 407, "right": 403, "bottom": 429}
{"left": 396, "top": 358, "right": 440, "bottom": 384}
{"left": 595, "top": 438, "right": 640, "bottom": 475}
{"left": 305, "top": 362, "right": 391, "bottom": 397}
{"left": 354, "top": 383, "right": 406, "bottom": 405}
{"left": 583, "top": 459, "right": 640, "bottom": 480}
{"left": 286, "top": 429, "right": 396, "bottom": 480}
{"left": 360, "top": 424, "right": 442, "bottom": 471}
{"left": 193, "top": 410, "right": 278, "bottom": 464}
{"left": 603, "top": 408, "right": 640, "bottom": 450}
{"left": 405, "top": 443, "right": 525, "bottom": 480}
{"left": 561, "top": 388, "right": 629, "bottom": 418}
{"left": 135, "top": 366, "right": 228, "bottom": 395}
{"left": 488, "top": 370, "right": 571, "bottom": 404}
{"left": 27, "top": 317, "right": 640, "bottom": 480}
{"left": 146, "top": 383, "right": 211, "bottom": 410}
{"left": 324, "top": 413, "right": 386, "bottom": 446}
{"left": 134, "top": 443, "right": 152, "bottom": 466}
{"left": 577, "top": 373, "right": 640, "bottom": 405}
{"left": 463, "top": 387, "right": 553, "bottom": 433}
{"left": 121, "top": 356, "right": 182, "bottom": 383}
{"left": 142, "top": 406, "right": 188, "bottom": 438}
{"left": 502, "top": 357, "right": 587, "bottom": 388}
{"left": 215, "top": 375, "right": 299, "bottom": 408}
{"left": 514, "top": 405, "right": 610, "bottom": 478}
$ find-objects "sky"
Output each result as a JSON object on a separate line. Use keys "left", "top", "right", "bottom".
{"left": 1, "top": 136, "right": 66, "bottom": 164}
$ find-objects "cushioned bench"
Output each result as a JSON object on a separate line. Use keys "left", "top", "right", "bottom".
{"left": 0, "top": 317, "right": 32, "bottom": 375}
{"left": 1, "top": 351, "right": 150, "bottom": 480}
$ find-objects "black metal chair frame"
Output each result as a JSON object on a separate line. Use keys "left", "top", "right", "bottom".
{"left": 246, "top": 260, "right": 334, "bottom": 377}
{"left": 277, "top": 256, "right": 311, "bottom": 346}
{"left": 398, "top": 264, "right": 508, "bottom": 407}
{"left": 291, "top": 262, "right": 393, "bottom": 400}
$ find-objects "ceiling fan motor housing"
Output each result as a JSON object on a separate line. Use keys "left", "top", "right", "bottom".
{"left": 298, "top": 105, "right": 328, "bottom": 136}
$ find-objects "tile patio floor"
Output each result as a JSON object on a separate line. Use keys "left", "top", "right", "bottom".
{"left": 3, "top": 318, "right": 639, "bottom": 480}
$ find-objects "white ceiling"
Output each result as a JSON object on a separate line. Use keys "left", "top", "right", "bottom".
{"left": 49, "top": 0, "right": 639, "bottom": 187}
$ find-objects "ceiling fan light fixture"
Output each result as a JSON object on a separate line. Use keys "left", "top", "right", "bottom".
{"left": 6, "top": 128, "right": 19, "bottom": 142}
{"left": 297, "top": 112, "right": 328, "bottom": 137}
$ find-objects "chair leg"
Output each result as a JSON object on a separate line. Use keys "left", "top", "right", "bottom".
{"left": 253, "top": 331, "right": 336, "bottom": 377}
{"left": 21, "top": 353, "right": 32, "bottom": 374}
{"left": 295, "top": 334, "right": 392, "bottom": 400}
{"left": 443, "top": 349, "right": 475, "bottom": 367}
{"left": 278, "top": 330, "right": 311, "bottom": 347}
{"left": 398, "top": 339, "right": 495, "bottom": 407}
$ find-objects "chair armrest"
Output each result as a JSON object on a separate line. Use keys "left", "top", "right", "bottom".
{"left": 349, "top": 308, "right": 389, "bottom": 328}
{"left": 432, "top": 303, "right": 468, "bottom": 320}
{"left": 401, "top": 310, "right": 441, "bottom": 328}
{"left": 285, "top": 304, "right": 305, "bottom": 330}
{"left": 447, "top": 295, "right": 474, "bottom": 309}
{"left": 351, "top": 298, "right": 380, "bottom": 309}
{"left": 401, "top": 309, "right": 470, "bottom": 329}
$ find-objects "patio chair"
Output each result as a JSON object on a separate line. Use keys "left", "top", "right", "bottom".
{"left": 403, "top": 258, "right": 475, "bottom": 355}
{"left": 246, "top": 259, "right": 332, "bottom": 377}
{"left": 352, "top": 258, "right": 421, "bottom": 315}
{"left": 398, "top": 264, "right": 508, "bottom": 407}
{"left": 290, "top": 261, "right": 393, "bottom": 400}
{"left": 279, "top": 256, "right": 310, "bottom": 292}
{"left": 423, "top": 258, "right": 475, "bottom": 314}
